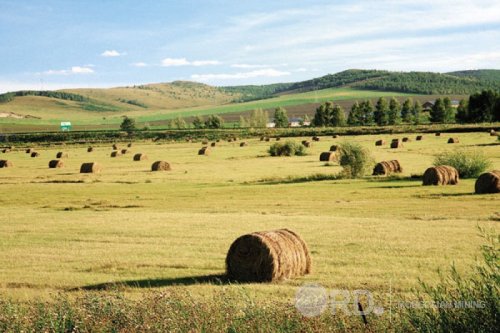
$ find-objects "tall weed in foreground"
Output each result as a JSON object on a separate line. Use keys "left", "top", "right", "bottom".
{"left": 268, "top": 141, "right": 307, "bottom": 156}
{"left": 399, "top": 228, "right": 499, "bottom": 333}
{"left": 338, "top": 141, "right": 374, "bottom": 178}
{"left": 434, "top": 149, "right": 492, "bottom": 178}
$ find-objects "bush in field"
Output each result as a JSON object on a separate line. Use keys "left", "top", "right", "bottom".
{"left": 400, "top": 228, "right": 499, "bottom": 333}
{"left": 338, "top": 142, "right": 373, "bottom": 178}
{"left": 269, "top": 141, "right": 306, "bottom": 156}
{"left": 434, "top": 149, "right": 492, "bottom": 178}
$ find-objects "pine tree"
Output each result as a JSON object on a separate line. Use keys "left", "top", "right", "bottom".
{"left": 412, "top": 101, "right": 422, "bottom": 125}
{"left": 430, "top": 98, "right": 445, "bottom": 123}
{"left": 205, "top": 115, "right": 224, "bottom": 129}
{"left": 455, "top": 99, "right": 469, "bottom": 123}
{"left": 401, "top": 98, "right": 413, "bottom": 123}
{"left": 330, "top": 104, "right": 346, "bottom": 127}
{"left": 274, "top": 107, "right": 289, "bottom": 128}
{"left": 348, "top": 101, "right": 361, "bottom": 126}
{"left": 374, "top": 97, "right": 389, "bottom": 126}
{"left": 359, "top": 100, "right": 374, "bottom": 125}
{"left": 120, "top": 116, "right": 136, "bottom": 134}
{"left": 313, "top": 104, "right": 328, "bottom": 126}
{"left": 192, "top": 115, "right": 205, "bottom": 129}
{"left": 443, "top": 97, "right": 455, "bottom": 123}
{"left": 388, "top": 97, "right": 401, "bottom": 125}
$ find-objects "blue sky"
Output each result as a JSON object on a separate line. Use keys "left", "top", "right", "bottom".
{"left": 1, "top": 0, "right": 499, "bottom": 92}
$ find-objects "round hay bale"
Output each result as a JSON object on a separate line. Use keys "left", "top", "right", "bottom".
{"left": 26, "top": 148, "right": 33, "bottom": 154}
{"left": 216, "top": 139, "right": 221, "bottom": 143}
{"left": 151, "top": 160, "right": 171, "bottom": 171}
{"left": 121, "top": 149, "right": 130, "bottom": 154}
{"left": 80, "top": 162, "right": 102, "bottom": 174}
{"left": 402, "top": 137, "right": 411, "bottom": 142}
{"left": 260, "top": 136, "right": 265, "bottom": 141}
{"left": 87, "top": 147, "right": 94, "bottom": 152}
{"left": 0, "top": 160, "right": 13, "bottom": 168}
{"left": 2, "top": 148, "right": 10, "bottom": 153}
{"left": 372, "top": 160, "right": 402, "bottom": 176}
{"left": 489, "top": 129, "right": 497, "bottom": 136}
{"left": 110, "top": 151, "right": 121, "bottom": 157}
{"left": 48, "top": 160, "right": 64, "bottom": 168}
{"left": 475, "top": 170, "right": 500, "bottom": 194}
{"left": 227, "top": 138, "right": 233, "bottom": 143}
{"left": 447, "top": 137, "right": 459, "bottom": 144}
{"left": 56, "top": 152, "right": 68, "bottom": 158}
{"left": 319, "top": 152, "right": 336, "bottom": 162}
{"left": 112, "top": 144, "right": 118, "bottom": 150}
{"left": 202, "top": 139, "right": 209, "bottom": 145}
{"left": 435, "top": 132, "right": 441, "bottom": 136}
{"left": 329, "top": 145, "right": 338, "bottom": 152}
{"left": 198, "top": 147, "right": 210, "bottom": 155}
{"left": 226, "top": 229, "right": 311, "bottom": 282}
{"left": 30, "top": 152, "right": 40, "bottom": 157}
{"left": 375, "top": 140, "right": 386, "bottom": 146}
{"left": 390, "top": 140, "right": 403, "bottom": 149}
{"left": 133, "top": 153, "right": 148, "bottom": 161}
{"left": 332, "top": 135, "right": 338, "bottom": 139}
{"left": 127, "top": 143, "right": 132, "bottom": 147}
{"left": 312, "top": 136, "right": 320, "bottom": 142}
{"left": 301, "top": 140, "right": 311, "bottom": 148}
{"left": 211, "top": 142, "right": 216, "bottom": 147}
{"left": 416, "top": 135, "right": 423, "bottom": 141}
{"left": 240, "top": 142, "right": 247, "bottom": 147}
{"left": 422, "top": 165, "right": 459, "bottom": 185}
{"left": 275, "top": 137, "right": 281, "bottom": 141}
{"left": 265, "top": 137, "right": 270, "bottom": 142}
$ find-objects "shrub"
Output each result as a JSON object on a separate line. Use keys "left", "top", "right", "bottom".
{"left": 268, "top": 141, "right": 306, "bottom": 156}
{"left": 434, "top": 149, "right": 492, "bottom": 178}
{"left": 400, "top": 228, "right": 499, "bottom": 332}
{"left": 338, "top": 142, "right": 373, "bottom": 178}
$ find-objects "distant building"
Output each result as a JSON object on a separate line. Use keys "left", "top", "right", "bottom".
{"left": 422, "top": 101, "right": 434, "bottom": 110}
{"left": 266, "top": 118, "right": 310, "bottom": 128}
{"left": 266, "top": 122, "right": 276, "bottom": 128}
{"left": 451, "top": 100, "right": 460, "bottom": 107}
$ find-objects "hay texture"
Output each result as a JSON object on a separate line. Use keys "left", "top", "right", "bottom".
{"left": 448, "top": 138, "right": 459, "bottom": 144}
{"left": 0, "top": 160, "right": 13, "bottom": 168}
{"left": 422, "top": 165, "right": 459, "bottom": 185}
{"left": 375, "top": 140, "right": 386, "bottom": 146}
{"left": 416, "top": 135, "right": 423, "bottom": 141}
{"left": 475, "top": 170, "right": 500, "bottom": 194}
{"left": 48, "top": 160, "right": 64, "bottom": 168}
{"left": 198, "top": 147, "right": 210, "bottom": 155}
{"left": 390, "top": 140, "right": 403, "bottom": 149}
{"left": 133, "top": 153, "right": 148, "bottom": 161}
{"left": 372, "top": 160, "right": 402, "bottom": 176}
{"left": 80, "top": 162, "right": 102, "bottom": 174}
{"left": 319, "top": 152, "right": 337, "bottom": 162}
{"left": 110, "top": 151, "right": 121, "bottom": 157}
{"left": 56, "top": 152, "right": 68, "bottom": 158}
{"left": 30, "top": 152, "right": 40, "bottom": 157}
{"left": 225, "top": 229, "right": 311, "bottom": 282}
{"left": 151, "top": 161, "right": 171, "bottom": 171}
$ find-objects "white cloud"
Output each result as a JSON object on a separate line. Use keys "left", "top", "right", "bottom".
{"left": 191, "top": 68, "right": 290, "bottom": 81}
{"left": 161, "top": 57, "right": 221, "bottom": 67}
{"left": 101, "top": 50, "right": 125, "bottom": 57}
{"left": 131, "top": 62, "right": 148, "bottom": 67}
{"left": 231, "top": 63, "right": 268, "bottom": 69}
{"left": 41, "top": 66, "right": 95, "bottom": 75}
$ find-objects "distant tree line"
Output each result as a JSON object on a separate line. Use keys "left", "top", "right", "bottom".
{"left": 0, "top": 90, "right": 89, "bottom": 103}
{"left": 191, "top": 115, "right": 224, "bottom": 129}
{"left": 456, "top": 90, "right": 500, "bottom": 123}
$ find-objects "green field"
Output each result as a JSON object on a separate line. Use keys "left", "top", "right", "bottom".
{"left": 0, "top": 131, "right": 498, "bottom": 309}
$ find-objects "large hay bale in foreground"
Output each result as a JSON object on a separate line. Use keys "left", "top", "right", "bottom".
{"left": 475, "top": 170, "right": 500, "bottom": 194}
{"left": 422, "top": 165, "right": 459, "bottom": 185}
{"left": 133, "top": 153, "right": 148, "bottom": 161}
{"left": 48, "top": 160, "right": 64, "bottom": 168}
{"left": 56, "top": 152, "right": 68, "bottom": 158}
{"left": 375, "top": 140, "right": 386, "bottom": 146}
{"left": 198, "top": 147, "right": 210, "bottom": 155}
{"left": 448, "top": 137, "right": 459, "bottom": 144}
{"left": 226, "top": 229, "right": 311, "bottom": 282}
{"left": 372, "top": 160, "right": 402, "bottom": 176}
{"left": 110, "top": 151, "right": 121, "bottom": 158}
{"left": 80, "top": 162, "right": 102, "bottom": 174}
{"left": 0, "top": 160, "right": 13, "bottom": 168}
{"left": 390, "top": 140, "right": 403, "bottom": 149}
{"left": 151, "top": 161, "right": 171, "bottom": 171}
{"left": 319, "top": 152, "right": 336, "bottom": 162}
{"left": 416, "top": 135, "right": 423, "bottom": 141}
{"left": 30, "top": 152, "right": 40, "bottom": 157}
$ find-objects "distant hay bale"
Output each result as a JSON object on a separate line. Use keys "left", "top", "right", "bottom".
{"left": 312, "top": 136, "right": 320, "bottom": 141}
{"left": 202, "top": 139, "right": 209, "bottom": 145}
{"left": 422, "top": 165, "right": 459, "bottom": 185}
{"left": 402, "top": 137, "right": 411, "bottom": 142}
{"left": 332, "top": 135, "right": 338, "bottom": 138}
{"left": 56, "top": 152, "right": 68, "bottom": 158}
{"left": 372, "top": 160, "right": 402, "bottom": 176}
{"left": 490, "top": 129, "right": 497, "bottom": 136}
{"left": 260, "top": 137, "right": 265, "bottom": 141}
{"left": 240, "top": 142, "right": 247, "bottom": 147}
{"left": 416, "top": 135, "right": 423, "bottom": 141}
{"left": 151, "top": 160, "right": 171, "bottom": 171}
{"left": 211, "top": 142, "right": 216, "bottom": 147}
{"left": 435, "top": 132, "right": 441, "bottom": 136}
{"left": 225, "top": 228, "right": 311, "bottom": 282}
{"left": 2, "top": 148, "right": 10, "bottom": 153}
{"left": 110, "top": 151, "right": 121, "bottom": 157}
{"left": 447, "top": 137, "right": 459, "bottom": 144}
{"left": 228, "top": 138, "right": 233, "bottom": 143}
{"left": 301, "top": 140, "right": 311, "bottom": 147}
{"left": 475, "top": 170, "right": 500, "bottom": 194}
{"left": 375, "top": 139, "right": 386, "bottom": 146}
{"left": 80, "top": 162, "right": 102, "bottom": 174}
{"left": 127, "top": 143, "right": 132, "bottom": 147}
{"left": 112, "top": 144, "right": 118, "bottom": 150}
{"left": 265, "top": 137, "right": 270, "bottom": 142}
{"left": 390, "top": 140, "right": 403, "bottom": 149}
{"left": 233, "top": 137, "right": 239, "bottom": 141}
{"left": 319, "top": 151, "right": 337, "bottom": 162}
{"left": 26, "top": 148, "right": 33, "bottom": 154}
{"left": 48, "top": 160, "right": 64, "bottom": 168}
{"left": 275, "top": 137, "right": 280, "bottom": 141}
{"left": 30, "top": 152, "right": 40, "bottom": 157}
{"left": 87, "top": 147, "right": 94, "bottom": 152}
{"left": 329, "top": 145, "right": 338, "bottom": 152}
{"left": 121, "top": 149, "right": 130, "bottom": 154}
{"left": 0, "top": 160, "right": 13, "bottom": 168}
{"left": 133, "top": 153, "right": 148, "bottom": 161}
{"left": 198, "top": 147, "right": 210, "bottom": 155}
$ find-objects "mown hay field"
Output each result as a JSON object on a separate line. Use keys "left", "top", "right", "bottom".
{"left": 0, "top": 131, "right": 498, "bottom": 305}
